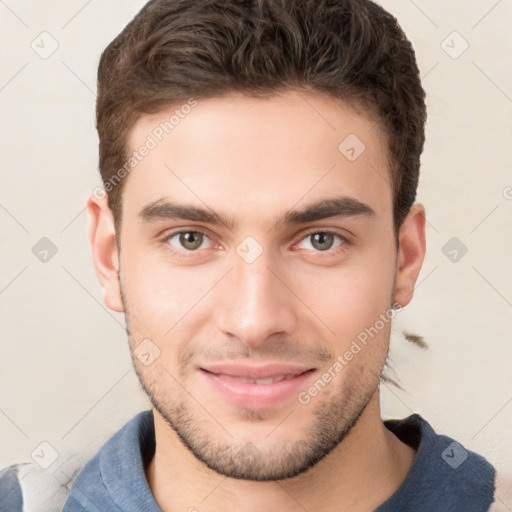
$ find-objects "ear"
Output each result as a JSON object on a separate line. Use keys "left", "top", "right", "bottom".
{"left": 87, "top": 194, "right": 124, "bottom": 312}
{"left": 393, "top": 203, "right": 426, "bottom": 308}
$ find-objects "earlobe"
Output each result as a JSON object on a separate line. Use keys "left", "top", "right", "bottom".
{"left": 393, "top": 203, "right": 427, "bottom": 308}
{"left": 87, "top": 195, "right": 124, "bottom": 312}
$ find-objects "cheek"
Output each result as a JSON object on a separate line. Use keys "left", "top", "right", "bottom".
{"left": 290, "top": 251, "right": 395, "bottom": 336}
{"left": 120, "top": 249, "right": 221, "bottom": 371}
{"left": 122, "top": 246, "right": 213, "bottom": 323}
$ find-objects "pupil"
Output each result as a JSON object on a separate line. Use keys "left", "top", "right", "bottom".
{"left": 182, "top": 232, "right": 201, "bottom": 249}
{"left": 313, "top": 233, "right": 332, "bottom": 251}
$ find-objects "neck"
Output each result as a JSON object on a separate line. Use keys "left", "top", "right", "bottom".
{"left": 145, "top": 392, "right": 416, "bottom": 512}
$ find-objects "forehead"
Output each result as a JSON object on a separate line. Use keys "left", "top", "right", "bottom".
{"left": 123, "top": 91, "right": 392, "bottom": 228}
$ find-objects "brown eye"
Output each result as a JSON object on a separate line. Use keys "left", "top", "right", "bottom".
{"left": 167, "top": 231, "right": 209, "bottom": 251}
{"left": 297, "top": 231, "right": 346, "bottom": 252}
{"left": 310, "top": 232, "right": 335, "bottom": 251}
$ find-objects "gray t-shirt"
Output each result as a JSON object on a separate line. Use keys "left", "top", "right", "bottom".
{"left": 1, "top": 410, "right": 496, "bottom": 511}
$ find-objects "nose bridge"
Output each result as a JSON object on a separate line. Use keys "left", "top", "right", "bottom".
{"left": 213, "top": 245, "right": 296, "bottom": 346}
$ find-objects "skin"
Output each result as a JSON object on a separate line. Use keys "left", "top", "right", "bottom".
{"left": 88, "top": 90, "right": 426, "bottom": 511}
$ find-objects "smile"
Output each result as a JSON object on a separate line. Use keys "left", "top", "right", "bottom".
{"left": 198, "top": 364, "right": 317, "bottom": 409}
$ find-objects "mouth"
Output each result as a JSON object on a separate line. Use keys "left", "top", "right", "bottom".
{"left": 198, "top": 363, "right": 317, "bottom": 409}
{"left": 209, "top": 373, "right": 304, "bottom": 384}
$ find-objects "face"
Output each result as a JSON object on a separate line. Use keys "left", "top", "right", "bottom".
{"left": 91, "top": 91, "right": 425, "bottom": 481}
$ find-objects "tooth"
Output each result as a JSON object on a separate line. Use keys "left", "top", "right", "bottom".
{"left": 221, "top": 374, "right": 297, "bottom": 384}
{"left": 254, "top": 378, "right": 276, "bottom": 384}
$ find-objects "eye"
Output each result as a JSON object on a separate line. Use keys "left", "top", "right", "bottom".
{"left": 162, "top": 228, "right": 348, "bottom": 256}
{"left": 296, "top": 231, "right": 347, "bottom": 252}
{"left": 165, "top": 230, "right": 212, "bottom": 251}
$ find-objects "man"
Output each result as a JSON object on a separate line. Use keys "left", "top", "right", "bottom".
{"left": 0, "top": 0, "right": 497, "bottom": 510}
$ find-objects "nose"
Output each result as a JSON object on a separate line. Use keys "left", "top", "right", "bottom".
{"left": 213, "top": 249, "right": 298, "bottom": 349}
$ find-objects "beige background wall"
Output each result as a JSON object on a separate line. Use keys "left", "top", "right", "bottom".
{"left": 1, "top": 0, "right": 511, "bottom": 506}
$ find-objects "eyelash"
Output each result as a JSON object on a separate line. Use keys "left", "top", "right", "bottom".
{"left": 160, "top": 228, "right": 351, "bottom": 259}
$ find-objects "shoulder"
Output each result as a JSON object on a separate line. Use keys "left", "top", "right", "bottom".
{"left": 0, "top": 464, "right": 23, "bottom": 511}
{"left": 381, "top": 414, "right": 496, "bottom": 511}
{"left": 0, "top": 411, "right": 154, "bottom": 512}
{"left": 0, "top": 455, "right": 85, "bottom": 512}
{"left": 63, "top": 410, "right": 155, "bottom": 512}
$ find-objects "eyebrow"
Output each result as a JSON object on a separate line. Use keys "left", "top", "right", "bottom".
{"left": 138, "top": 195, "right": 375, "bottom": 231}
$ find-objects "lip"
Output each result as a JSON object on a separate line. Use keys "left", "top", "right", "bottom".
{"left": 200, "top": 363, "right": 314, "bottom": 380}
{"left": 198, "top": 363, "right": 316, "bottom": 409}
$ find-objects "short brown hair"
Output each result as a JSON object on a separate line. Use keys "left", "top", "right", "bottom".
{"left": 97, "top": 0, "right": 427, "bottom": 241}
